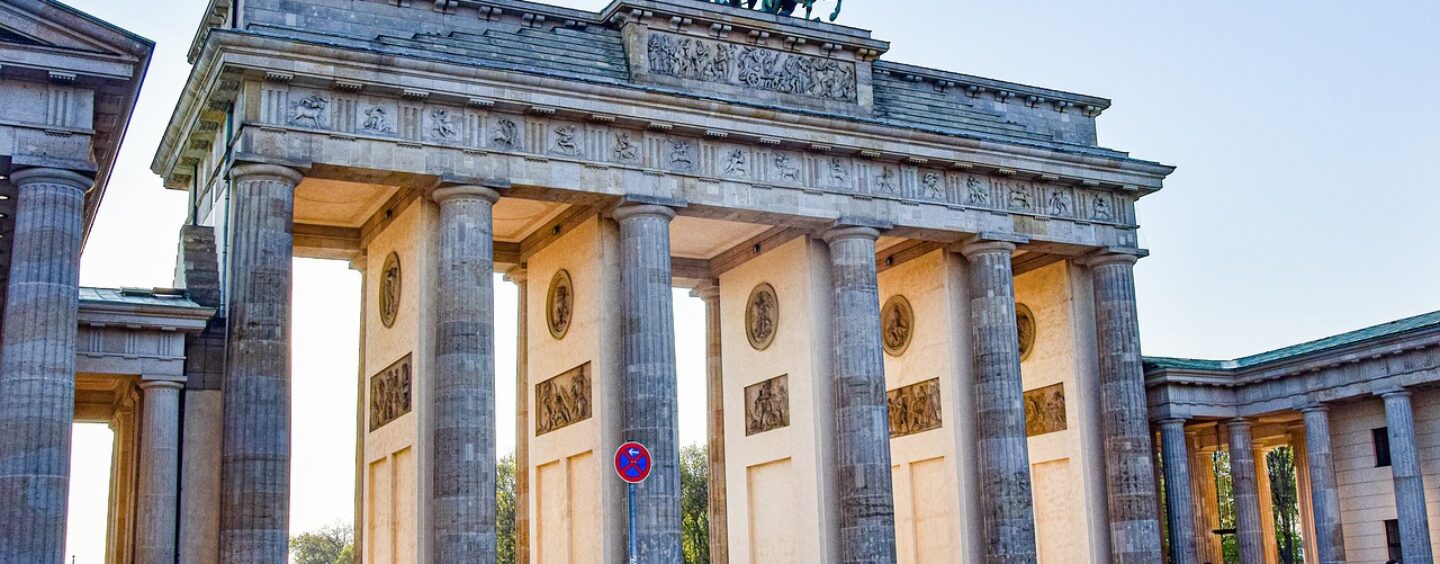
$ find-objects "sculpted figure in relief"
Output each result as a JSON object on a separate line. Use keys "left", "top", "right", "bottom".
{"left": 362, "top": 107, "right": 392, "bottom": 134}
{"left": 744, "top": 375, "right": 790, "bottom": 436}
{"left": 430, "top": 109, "right": 458, "bottom": 140}
{"left": 723, "top": 149, "right": 748, "bottom": 177}
{"left": 829, "top": 157, "right": 849, "bottom": 184}
{"left": 553, "top": 125, "right": 582, "bottom": 156}
{"left": 922, "top": 172, "right": 943, "bottom": 198}
{"left": 289, "top": 94, "right": 328, "bottom": 128}
{"left": 876, "top": 167, "right": 898, "bottom": 193}
{"left": 1092, "top": 194, "right": 1113, "bottom": 221}
{"left": 1050, "top": 190, "right": 1071, "bottom": 216}
{"left": 492, "top": 118, "right": 519, "bottom": 149}
{"left": 774, "top": 154, "right": 800, "bottom": 181}
{"left": 966, "top": 175, "right": 989, "bottom": 205}
{"left": 613, "top": 132, "right": 638, "bottom": 162}
{"left": 648, "top": 32, "right": 858, "bottom": 102}
{"left": 1024, "top": 383, "right": 1067, "bottom": 437}
{"left": 536, "top": 364, "right": 592, "bottom": 435}
{"left": 668, "top": 138, "right": 696, "bottom": 169}
{"left": 888, "top": 379, "right": 942, "bottom": 438}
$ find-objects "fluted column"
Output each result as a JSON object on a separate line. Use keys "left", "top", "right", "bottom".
{"left": 1226, "top": 419, "right": 1265, "bottom": 563}
{"left": 693, "top": 282, "right": 730, "bottom": 564}
{"left": 429, "top": 185, "right": 501, "bottom": 561}
{"left": 959, "top": 239, "right": 1037, "bottom": 564}
{"left": 507, "top": 267, "right": 531, "bottom": 564}
{"left": 135, "top": 380, "right": 184, "bottom": 564}
{"left": 218, "top": 163, "right": 302, "bottom": 563}
{"left": 1159, "top": 420, "right": 1198, "bottom": 564}
{"left": 1383, "top": 390, "right": 1434, "bottom": 563}
{"left": 1087, "top": 251, "right": 1163, "bottom": 563}
{"left": 822, "top": 225, "right": 898, "bottom": 563}
{"left": 1187, "top": 438, "right": 1220, "bottom": 564}
{"left": 0, "top": 167, "right": 90, "bottom": 564}
{"left": 1301, "top": 406, "right": 1346, "bottom": 564}
{"left": 614, "top": 203, "right": 682, "bottom": 562}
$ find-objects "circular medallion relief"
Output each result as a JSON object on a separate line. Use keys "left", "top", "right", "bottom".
{"left": 745, "top": 283, "right": 779, "bottom": 351}
{"left": 379, "top": 252, "right": 402, "bottom": 328}
{"left": 547, "top": 269, "right": 574, "bottom": 340}
{"left": 1016, "top": 303, "right": 1037, "bottom": 362}
{"left": 882, "top": 295, "right": 914, "bottom": 357}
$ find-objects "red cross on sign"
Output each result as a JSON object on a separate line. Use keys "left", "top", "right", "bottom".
{"left": 614, "top": 441, "right": 652, "bottom": 484}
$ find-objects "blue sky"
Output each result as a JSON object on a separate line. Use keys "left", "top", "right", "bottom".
{"left": 59, "top": 0, "right": 1440, "bottom": 560}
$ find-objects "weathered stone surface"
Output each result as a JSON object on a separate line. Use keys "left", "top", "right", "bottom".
{"left": 693, "top": 283, "right": 730, "bottom": 564}
{"left": 1157, "top": 420, "right": 1197, "bottom": 564}
{"left": 960, "top": 240, "right": 1037, "bottom": 564}
{"left": 1383, "top": 390, "right": 1434, "bottom": 563}
{"left": 506, "top": 268, "right": 532, "bottom": 564}
{"left": 1301, "top": 406, "right": 1346, "bottom": 564}
{"left": 1224, "top": 419, "right": 1264, "bottom": 563}
{"left": 430, "top": 184, "right": 502, "bottom": 561}
{"left": 0, "top": 167, "right": 90, "bottom": 564}
{"left": 614, "top": 203, "right": 683, "bottom": 562}
{"left": 823, "top": 225, "right": 898, "bottom": 563}
{"left": 136, "top": 380, "right": 184, "bottom": 564}
{"left": 1087, "top": 252, "right": 1162, "bottom": 563}
{"left": 219, "top": 163, "right": 302, "bottom": 563}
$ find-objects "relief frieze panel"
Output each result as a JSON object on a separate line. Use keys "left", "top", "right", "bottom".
{"left": 744, "top": 374, "right": 790, "bottom": 436}
{"left": 369, "top": 354, "right": 413, "bottom": 432}
{"left": 888, "top": 378, "right": 942, "bottom": 438}
{"left": 646, "top": 32, "right": 858, "bottom": 103}
{"left": 256, "top": 84, "right": 1134, "bottom": 228}
{"left": 536, "top": 362, "right": 591, "bottom": 436}
{"left": 1024, "top": 383, "right": 1066, "bottom": 437}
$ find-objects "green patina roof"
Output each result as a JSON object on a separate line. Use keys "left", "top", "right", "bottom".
{"left": 79, "top": 287, "right": 208, "bottom": 310}
{"left": 1145, "top": 309, "right": 1440, "bottom": 372}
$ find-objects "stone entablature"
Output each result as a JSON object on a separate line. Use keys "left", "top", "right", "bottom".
{"left": 158, "top": 0, "right": 1171, "bottom": 240}
{"left": 1145, "top": 310, "right": 1440, "bottom": 419}
{"left": 74, "top": 287, "right": 215, "bottom": 379}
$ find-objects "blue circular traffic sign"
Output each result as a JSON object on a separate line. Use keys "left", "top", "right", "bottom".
{"left": 614, "top": 441, "right": 652, "bottom": 484}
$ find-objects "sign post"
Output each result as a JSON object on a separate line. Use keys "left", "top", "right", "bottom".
{"left": 614, "top": 441, "right": 652, "bottom": 564}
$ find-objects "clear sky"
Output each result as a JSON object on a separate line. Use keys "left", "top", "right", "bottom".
{"left": 59, "top": 0, "right": 1440, "bottom": 561}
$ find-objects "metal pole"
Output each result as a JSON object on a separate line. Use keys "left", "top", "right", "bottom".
{"left": 628, "top": 482, "right": 639, "bottom": 564}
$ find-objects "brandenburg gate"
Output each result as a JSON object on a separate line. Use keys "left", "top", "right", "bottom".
{"left": 12, "top": 0, "right": 1178, "bottom": 562}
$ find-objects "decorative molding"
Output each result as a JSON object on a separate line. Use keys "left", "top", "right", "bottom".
{"left": 745, "top": 282, "right": 778, "bottom": 351}
{"left": 379, "top": 252, "right": 401, "bottom": 328}
{"left": 881, "top": 295, "right": 913, "bottom": 357}
{"left": 546, "top": 269, "right": 574, "bottom": 340}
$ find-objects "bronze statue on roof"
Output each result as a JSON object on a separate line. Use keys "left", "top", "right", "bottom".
{"left": 709, "top": 0, "right": 843, "bottom": 22}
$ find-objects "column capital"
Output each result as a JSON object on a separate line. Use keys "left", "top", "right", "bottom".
{"left": 690, "top": 280, "right": 720, "bottom": 302}
{"left": 819, "top": 224, "right": 880, "bottom": 244}
{"left": 611, "top": 203, "right": 677, "bottom": 223}
{"left": 228, "top": 163, "right": 304, "bottom": 185}
{"left": 1081, "top": 247, "right": 1149, "bottom": 268}
{"left": 1300, "top": 403, "right": 1330, "bottom": 414}
{"left": 1380, "top": 388, "right": 1412, "bottom": 400}
{"left": 9, "top": 167, "right": 94, "bottom": 192}
{"left": 1158, "top": 418, "right": 1188, "bottom": 428}
{"left": 432, "top": 184, "right": 501, "bottom": 205}
{"left": 503, "top": 266, "right": 528, "bottom": 285}
{"left": 138, "top": 379, "right": 185, "bottom": 392}
{"left": 1225, "top": 417, "right": 1252, "bottom": 430}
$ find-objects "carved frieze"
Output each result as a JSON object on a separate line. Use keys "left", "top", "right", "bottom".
{"left": 746, "top": 283, "right": 778, "bottom": 351}
{"left": 255, "top": 85, "right": 1137, "bottom": 230}
{"left": 1024, "top": 382, "right": 1066, "bottom": 437}
{"left": 536, "top": 363, "right": 592, "bottom": 436}
{"left": 646, "top": 32, "right": 858, "bottom": 103}
{"left": 369, "top": 354, "right": 413, "bottom": 431}
{"left": 745, "top": 374, "right": 790, "bottom": 436}
{"left": 888, "top": 378, "right": 942, "bottom": 438}
{"left": 379, "top": 252, "right": 402, "bottom": 328}
{"left": 882, "top": 295, "right": 914, "bottom": 357}
{"left": 1017, "top": 303, "right": 1037, "bottom": 362}
{"left": 547, "top": 269, "right": 574, "bottom": 340}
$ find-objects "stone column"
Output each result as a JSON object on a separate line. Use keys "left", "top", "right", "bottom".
{"left": 959, "top": 239, "right": 1037, "bottom": 563}
{"left": 1383, "top": 390, "right": 1434, "bottom": 563}
{"left": 0, "top": 168, "right": 90, "bottom": 564}
{"left": 822, "top": 225, "right": 899, "bottom": 563}
{"left": 693, "top": 282, "right": 730, "bottom": 564}
{"left": 613, "top": 203, "right": 682, "bottom": 562}
{"left": 135, "top": 380, "right": 184, "bottom": 564}
{"left": 507, "top": 267, "right": 531, "bottom": 564}
{"left": 430, "top": 185, "right": 501, "bottom": 561}
{"left": 1086, "top": 251, "right": 1163, "bottom": 563}
{"left": 219, "top": 163, "right": 302, "bottom": 563}
{"left": 1226, "top": 419, "right": 1265, "bottom": 564}
{"left": 1158, "top": 420, "right": 1198, "bottom": 564}
{"left": 1301, "top": 406, "right": 1346, "bottom": 564}
{"left": 350, "top": 254, "right": 368, "bottom": 564}
{"left": 1187, "top": 438, "right": 1220, "bottom": 564}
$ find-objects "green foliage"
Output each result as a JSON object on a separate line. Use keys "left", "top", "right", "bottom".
{"left": 1212, "top": 450, "right": 1239, "bottom": 564}
{"left": 681, "top": 443, "right": 711, "bottom": 564}
{"left": 709, "top": 0, "right": 843, "bottom": 22}
{"left": 289, "top": 523, "right": 354, "bottom": 564}
{"left": 1267, "top": 447, "right": 1305, "bottom": 564}
{"left": 498, "top": 453, "right": 518, "bottom": 564}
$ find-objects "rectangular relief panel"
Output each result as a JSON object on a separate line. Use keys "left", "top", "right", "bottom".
{"left": 536, "top": 362, "right": 592, "bottom": 436}
{"left": 888, "top": 378, "right": 942, "bottom": 438}
{"left": 744, "top": 374, "right": 790, "bottom": 436}
{"left": 645, "top": 31, "right": 860, "bottom": 104}
{"left": 1024, "top": 383, "right": 1067, "bottom": 437}
{"left": 369, "top": 354, "right": 412, "bottom": 432}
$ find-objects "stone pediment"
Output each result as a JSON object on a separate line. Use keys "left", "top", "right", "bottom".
{"left": 0, "top": 0, "right": 152, "bottom": 78}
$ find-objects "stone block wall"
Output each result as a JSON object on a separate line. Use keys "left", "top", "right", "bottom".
{"left": 1331, "top": 393, "right": 1440, "bottom": 562}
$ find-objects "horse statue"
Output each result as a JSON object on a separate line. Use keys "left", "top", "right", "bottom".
{"left": 709, "top": 0, "right": 843, "bottom": 22}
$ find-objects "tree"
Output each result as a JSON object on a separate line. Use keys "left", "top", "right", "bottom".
{"left": 498, "top": 453, "right": 517, "bottom": 564}
{"left": 289, "top": 523, "right": 354, "bottom": 564}
{"left": 1212, "top": 451, "right": 1239, "bottom": 564}
{"left": 680, "top": 443, "right": 711, "bottom": 564}
{"left": 1267, "top": 448, "right": 1305, "bottom": 564}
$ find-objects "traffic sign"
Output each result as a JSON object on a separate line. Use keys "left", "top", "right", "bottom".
{"left": 614, "top": 441, "right": 652, "bottom": 484}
